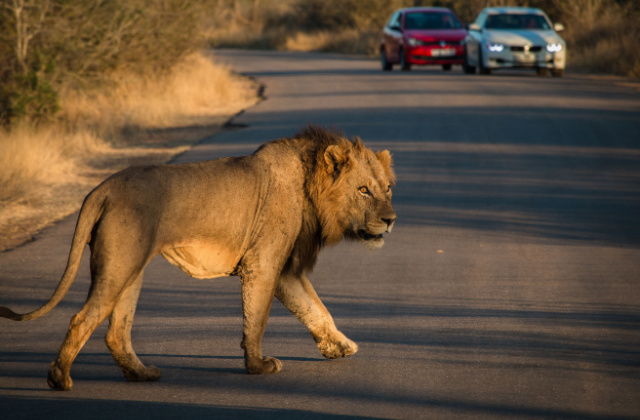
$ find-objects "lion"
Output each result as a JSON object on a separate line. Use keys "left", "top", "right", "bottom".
{"left": 0, "top": 126, "right": 396, "bottom": 391}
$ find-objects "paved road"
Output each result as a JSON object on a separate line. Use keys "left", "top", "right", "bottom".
{"left": 2, "top": 50, "right": 639, "bottom": 419}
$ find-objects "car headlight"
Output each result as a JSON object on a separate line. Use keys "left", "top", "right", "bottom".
{"left": 407, "top": 38, "right": 424, "bottom": 47}
{"left": 546, "top": 43, "right": 563, "bottom": 52}
{"left": 486, "top": 43, "right": 505, "bottom": 52}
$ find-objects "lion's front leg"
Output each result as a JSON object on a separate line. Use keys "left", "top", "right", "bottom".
{"left": 240, "top": 274, "right": 282, "bottom": 374}
{"left": 276, "top": 273, "right": 358, "bottom": 359}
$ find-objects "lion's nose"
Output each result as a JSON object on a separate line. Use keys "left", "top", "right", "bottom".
{"left": 382, "top": 215, "right": 396, "bottom": 232}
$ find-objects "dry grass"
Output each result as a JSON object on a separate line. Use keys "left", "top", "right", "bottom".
{"left": 60, "top": 52, "right": 258, "bottom": 136}
{"left": 0, "top": 125, "right": 106, "bottom": 202}
{"left": 569, "top": 35, "right": 640, "bottom": 78}
{"left": 206, "top": 25, "right": 289, "bottom": 51}
{"left": 209, "top": 25, "right": 382, "bottom": 57}
{"left": 559, "top": 1, "right": 640, "bottom": 78}
{"left": 285, "top": 29, "right": 380, "bottom": 55}
{"left": 0, "top": 51, "right": 259, "bottom": 251}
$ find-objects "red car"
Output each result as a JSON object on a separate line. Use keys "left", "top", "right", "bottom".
{"left": 380, "top": 7, "right": 467, "bottom": 71}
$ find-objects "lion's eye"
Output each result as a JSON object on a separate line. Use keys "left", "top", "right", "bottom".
{"left": 359, "top": 186, "right": 371, "bottom": 196}
{"left": 386, "top": 185, "right": 391, "bottom": 193}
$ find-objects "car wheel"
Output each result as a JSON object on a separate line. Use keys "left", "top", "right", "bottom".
{"left": 442, "top": 64, "right": 452, "bottom": 71}
{"left": 552, "top": 69, "right": 564, "bottom": 77}
{"left": 478, "top": 49, "right": 491, "bottom": 75}
{"left": 400, "top": 48, "right": 411, "bottom": 71}
{"left": 536, "top": 68, "right": 549, "bottom": 76}
{"left": 478, "top": 46, "right": 491, "bottom": 74}
{"left": 462, "top": 47, "right": 476, "bottom": 74}
{"left": 381, "top": 49, "right": 392, "bottom": 71}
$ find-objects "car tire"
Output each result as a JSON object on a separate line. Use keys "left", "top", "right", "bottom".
{"left": 478, "top": 49, "right": 491, "bottom": 75}
{"left": 381, "top": 49, "right": 392, "bottom": 71}
{"left": 462, "top": 47, "right": 476, "bottom": 74}
{"left": 442, "top": 64, "right": 452, "bottom": 71}
{"left": 552, "top": 69, "right": 564, "bottom": 77}
{"left": 536, "top": 68, "right": 549, "bottom": 76}
{"left": 400, "top": 48, "right": 411, "bottom": 71}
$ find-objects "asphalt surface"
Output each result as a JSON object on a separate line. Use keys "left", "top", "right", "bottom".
{"left": 1, "top": 50, "right": 639, "bottom": 419}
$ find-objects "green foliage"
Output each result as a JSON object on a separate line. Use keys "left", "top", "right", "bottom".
{"left": 6, "top": 56, "right": 59, "bottom": 124}
{"left": 0, "top": 0, "right": 213, "bottom": 127}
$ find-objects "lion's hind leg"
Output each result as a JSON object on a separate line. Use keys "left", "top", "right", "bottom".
{"left": 47, "top": 276, "right": 127, "bottom": 390}
{"left": 48, "top": 231, "right": 154, "bottom": 391}
{"left": 105, "top": 272, "right": 161, "bottom": 383}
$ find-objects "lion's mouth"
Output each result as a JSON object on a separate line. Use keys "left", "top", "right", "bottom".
{"left": 358, "top": 230, "right": 383, "bottom": 241}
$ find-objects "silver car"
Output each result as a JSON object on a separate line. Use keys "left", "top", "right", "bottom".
{"left": 463, "top": 7, "right": 566, "bottom": 76}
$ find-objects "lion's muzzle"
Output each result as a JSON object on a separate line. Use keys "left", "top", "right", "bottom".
{"left": 382, "top": 215, "right": 396, "bottom": 233}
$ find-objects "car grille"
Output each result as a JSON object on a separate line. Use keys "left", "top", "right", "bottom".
{"left": 510, "top": 46, "right": 543, "bottom": 52}
{"left": 422, "top": 40, "right": 462, "bottom": 47}
{"left": 412, "top": 55, "right": 462, "bottom": 61}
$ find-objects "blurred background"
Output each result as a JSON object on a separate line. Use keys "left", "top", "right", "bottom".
{"left": 207, "top": 0, "right": 640, "bottom": 78}
{"left": 2, "top": 0, "right": 638, "bottom": 128}
{"left": 1, "top": 0, "right": 638, "bottom": 250}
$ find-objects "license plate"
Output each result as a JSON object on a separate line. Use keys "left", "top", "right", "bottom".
{"left": 516, "top": 53, "right": 535, "bottom": 62}
{"left": 431, "top": 48, "right": 455, "bottom": 57}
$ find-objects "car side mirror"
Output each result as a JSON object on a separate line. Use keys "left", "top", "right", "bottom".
{"left": 391, "top": 25, "right": 402, "bottom": 32}
{"left": 553, "top": 23, "right": 565, "bottom": 32}
{"left": 469, "top": 23, "right": 481, "bottom": 32}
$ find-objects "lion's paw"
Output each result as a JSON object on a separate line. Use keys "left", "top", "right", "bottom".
{"left": 124, "top": 365, "right": 162, "bottom": 382}
{"left": 318, "top": 334, "right": 359, "bottom": 359}
{"left": 47, "top": 363, "right": 73, "bottom": 391}
{"left": 246, "top": 356, "right": 282, "bottom": 374}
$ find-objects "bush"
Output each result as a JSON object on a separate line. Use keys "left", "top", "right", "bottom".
{"left": 0, "top": 0, "right": 211, "bottom": 126}
{"left": 6, "top": 58, "right": 59, "bottom": 124}
{"left": 0, "top": 1, "right": 261, "bottom": 250}
{"left": 553, "top": 0, "right": 640, "bottom": 77}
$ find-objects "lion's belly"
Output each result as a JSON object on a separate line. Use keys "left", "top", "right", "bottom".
{"left": 161, "top": 242, "right": 240, "bottom": 279}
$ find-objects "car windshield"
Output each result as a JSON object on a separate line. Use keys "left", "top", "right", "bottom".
{"left": 485, "top": 13, "right": 551, "bottom": 30}
{"left": 404, "top": 12, "right": 462, "bottom": 30}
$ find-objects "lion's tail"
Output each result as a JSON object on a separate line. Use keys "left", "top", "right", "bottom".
{"left": 0, "top": 187, "right": 106, "bottom": 322}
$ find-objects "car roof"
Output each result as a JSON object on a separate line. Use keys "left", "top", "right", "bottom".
{"left": 483, "top": 7, "right": 545, "bottom": 15}
{"left": 400, "top": 7, "right": 455, "bottom": 14}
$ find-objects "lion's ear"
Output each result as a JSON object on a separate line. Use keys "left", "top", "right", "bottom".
{"left": 376, "top": 150, "right": 396, "bottom": 184}
{"left": 324, "top": 145, "right": 351, "bottom": 176}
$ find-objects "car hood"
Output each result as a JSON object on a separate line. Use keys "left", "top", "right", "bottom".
{"left": 405, "top": 29, "right": 467, "bottom": 42}
{"left": 484, "top": 30, "right": 565, "bottom": 46}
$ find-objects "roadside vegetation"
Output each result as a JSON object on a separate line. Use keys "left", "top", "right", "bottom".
{"left": 207, "top": 0, "right": 640, "bottom": 78}
{"left": 0, "top": 0, "right": 259, "bottom": 250}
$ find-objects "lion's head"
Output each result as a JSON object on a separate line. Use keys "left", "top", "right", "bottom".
{"left": 303, "top": 128, "right": 396, "bottom": 250}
